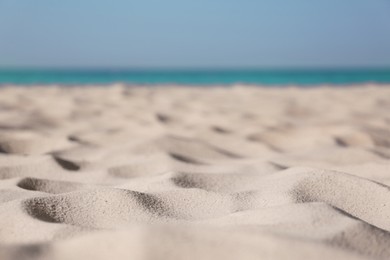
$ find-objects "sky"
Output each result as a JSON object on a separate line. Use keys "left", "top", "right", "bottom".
{"left": 0, "top": 0, "right": 389, "bottom": 69}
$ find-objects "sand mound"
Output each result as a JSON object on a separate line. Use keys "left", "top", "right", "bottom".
{"left": 0, "top": 85, "right": 390, "bottom": 259}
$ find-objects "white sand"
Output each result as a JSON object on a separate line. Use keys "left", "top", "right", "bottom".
{"left": 0, "top": 85, "right": 390, "bottom": 260}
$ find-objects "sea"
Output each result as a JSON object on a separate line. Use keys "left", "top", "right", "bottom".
{"left": 0, "top": 69, "right": 390, "bottom": 86}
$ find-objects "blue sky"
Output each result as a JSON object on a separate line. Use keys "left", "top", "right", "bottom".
{"left": 0, "top": 0, "right": 389, "bottom": 69}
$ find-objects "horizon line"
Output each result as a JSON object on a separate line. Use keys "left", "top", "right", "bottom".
{"left": 1, "top": 66, "right": 390, "bottom": 72}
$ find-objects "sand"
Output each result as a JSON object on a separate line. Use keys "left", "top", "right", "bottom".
{"left": 0, "top": 85, "right": 390, "bottom": 260}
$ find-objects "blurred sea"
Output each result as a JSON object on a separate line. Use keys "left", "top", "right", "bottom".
{"left": 0, "top": 69, "right": 390, "bottom": 86}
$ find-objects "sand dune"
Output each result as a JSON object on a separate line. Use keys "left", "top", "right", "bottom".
{"left": 0, "top": 85, "right": 390, "bottom": 259}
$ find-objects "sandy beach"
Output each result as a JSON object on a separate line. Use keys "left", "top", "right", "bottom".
{"left": 0, "top": 85, "right": 390, "bottom": 259}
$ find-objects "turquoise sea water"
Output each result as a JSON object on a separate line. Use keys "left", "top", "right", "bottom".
{"left": 0, "top": 69, "right": 390, "bottom": 86}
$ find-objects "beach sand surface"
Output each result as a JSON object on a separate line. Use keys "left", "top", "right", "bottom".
{"left": 0, "top": 85, "right": 390, "bottom": 259}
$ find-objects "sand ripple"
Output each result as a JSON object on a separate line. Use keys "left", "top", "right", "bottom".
{"left": 0, "top": 85, "right": 390, "bottom": 259}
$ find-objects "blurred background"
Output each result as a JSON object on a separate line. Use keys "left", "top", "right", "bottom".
{"left": 0, "top": 0, "right": 389, "bottom": 85}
